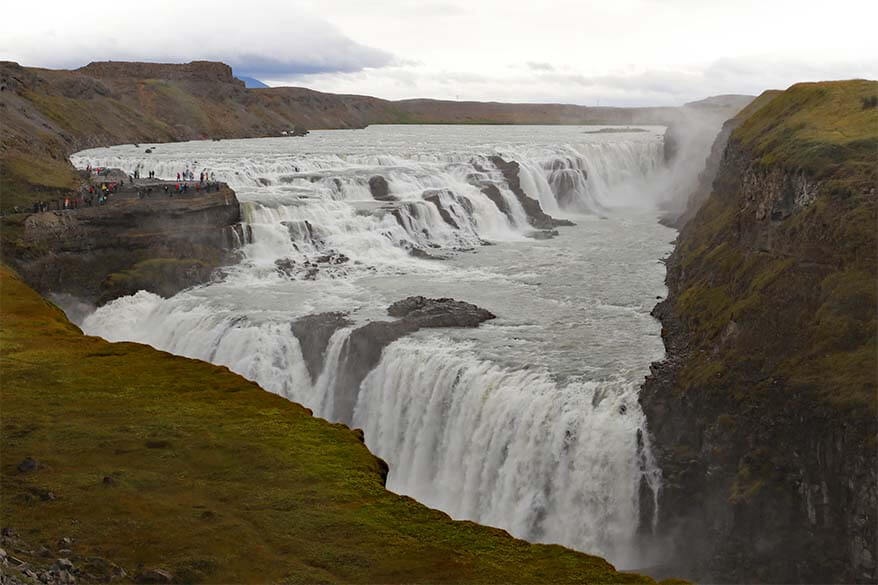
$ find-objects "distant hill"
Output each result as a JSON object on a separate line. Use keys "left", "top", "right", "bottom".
{"left": 236, "top": 75, "right": 270, "bottom": 88}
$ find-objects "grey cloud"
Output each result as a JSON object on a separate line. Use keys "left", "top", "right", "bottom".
{"left": 0, "top": 3, "right": 395, "bottom": 78}
{"left": 526, "top": 62, "right": 555, "bottom": 72}
{"left": 230, "top": 46, "right": 393, "bottom": 77}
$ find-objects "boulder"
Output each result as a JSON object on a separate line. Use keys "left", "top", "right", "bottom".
{"left": 368, "top": 176, "right": 396, "bottom": 201}
{"left": 17, "top": 457, "right": 39, "bottom": 473}
{"left": 329, "top": 297, "right": 495, "bottom": 424}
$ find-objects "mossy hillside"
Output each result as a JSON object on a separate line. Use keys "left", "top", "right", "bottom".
{"left": 0, "top": 265, "right": 661, "bottom": 584}
{"left": 663, "top": 80, "right": 877, "bottom": 519}
{"left": 673, "top": 80, "right": 877, "bottom": 409}
{"left": 731, "top": 79, "right": 878, "bottom": 191}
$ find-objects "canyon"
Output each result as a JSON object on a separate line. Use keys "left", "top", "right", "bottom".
{"left": 1, "top": 61, "right": 875, "bottom": 585}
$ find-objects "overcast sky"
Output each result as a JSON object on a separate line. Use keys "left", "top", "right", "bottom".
{"left": 2, "top": 0, "right": 876, "bottom": 106}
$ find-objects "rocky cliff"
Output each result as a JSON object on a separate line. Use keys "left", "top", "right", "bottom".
{"left": 1, "top": 186, "right": 242, "bottom": 305}
{"left": 641, "top": 80, "right": 877, "bottom": 583}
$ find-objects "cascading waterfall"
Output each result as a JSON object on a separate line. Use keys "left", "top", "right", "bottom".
{"left": 353, "top": 336, "right": 661, "bottom": 566}
{"left": 72, "top": 129, "right": 663, "bottom": 269}
{"left": 75, "top": 125, "right": 671, "bottom": 569}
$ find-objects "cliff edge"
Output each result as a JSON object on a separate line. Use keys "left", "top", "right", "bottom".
{"left": 641, "top": 80, "right": 877, "bottom": 583}
{"left": 1, "top": 184, "right": 243, "bottom": 305}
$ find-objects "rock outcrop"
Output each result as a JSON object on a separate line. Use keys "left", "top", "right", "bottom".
{"left": 488, "top": 156, "right": 574, "bottom": 229}
{"left": 324, "top": 297, "right": 495, "bottom": 424}
{"left": 640, "top": 80, "right": 878, "bottom": 583}
{"left": 291, "top": 312, "right": 353, "bottom": 381}
{"left": 368, "top": 175, "right": 396, "bottom": 201}
{"left": 3, "top": 186, "right": 242, "bottom": 304}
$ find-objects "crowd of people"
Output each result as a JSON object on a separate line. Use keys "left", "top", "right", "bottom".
{"left": 30, "top": 181, "right": 119, "bottom": 213}
{"left": 2, "top": 167, "right": 225, "bottom": 217}
{"left": 176, "top": 169, "right": 216, "bottom": 182}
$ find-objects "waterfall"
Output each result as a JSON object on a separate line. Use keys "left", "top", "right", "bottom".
{"left": 75, "top": 126, "right": 670, "bottom": 569}
{"left": 71, "top": 130, "right": 664, "bottom": 273}
{"left": 353, "top": 336, "right": 660, "bottom": 566}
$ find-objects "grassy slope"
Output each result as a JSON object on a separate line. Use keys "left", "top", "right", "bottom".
{"left": 673, "top": 79, "right": 877, "bottom": 429}
{"left": 0, "top": 265, "right": 657, "bottom": 584}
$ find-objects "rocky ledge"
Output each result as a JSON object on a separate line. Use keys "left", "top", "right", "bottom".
{"left": 488, "top": 156, "right": 574, "bottom": 230}
{"left": 1, "top": 182, "right": 243, "bottom": 305}
{"left": 292, "top": 297, "right": 495, "bottom": 424}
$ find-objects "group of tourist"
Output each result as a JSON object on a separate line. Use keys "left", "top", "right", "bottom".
{"left": 132, "top": 169, "right": 159, "bottom": 180}
{"left": 31, "top": 191, "right": 105, "bottom": 213}
{"left": 176, "top": 169, "right": 216, "bottom": 182}
{"left": 4, "top": 167, "right": 225, "bottom": 217}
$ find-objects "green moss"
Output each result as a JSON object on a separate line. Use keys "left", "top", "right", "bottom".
{"left": 0, "top": 151, "right": 80, "bottom": 211}
{"left": 101, "top": 258, "right": 212, "bottom": 300}
{"left": 670, "top": 79, "right": 877, "bottom": 427}
{"left": 732, "top": 80, "right": 878, "bottom": 189}
{"left": 0, "top": 265, "right": 658, "bottom": 584}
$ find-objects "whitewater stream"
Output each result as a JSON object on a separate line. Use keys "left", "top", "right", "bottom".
{"left": 71, "top": 125, "right": 675, "bottom": 569}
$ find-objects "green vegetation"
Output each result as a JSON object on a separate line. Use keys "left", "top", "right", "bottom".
{"left": 0, "top": 265, "right": 660, "bottom": 584}
{"left": 101, "top": 258, "right": 213, "bottom": 302}
{"left": 0, "top": 151, "right": 80, "bottom": 211}
{"left": 673, "top": 79, "right": 877, "bottom": 413}
{"left": 732, "top": 80, "right": 878, "bottom": 189}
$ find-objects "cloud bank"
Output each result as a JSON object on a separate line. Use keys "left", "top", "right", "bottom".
{"left": 0, "top": 0, "right": 392, "bottom": 77}
{"left": 2, "top": 0, "right": 876, "bottom": 106}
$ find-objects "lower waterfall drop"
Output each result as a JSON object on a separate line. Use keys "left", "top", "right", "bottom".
{"left": 353, "top": 336, "right": 660, "bottom": 566}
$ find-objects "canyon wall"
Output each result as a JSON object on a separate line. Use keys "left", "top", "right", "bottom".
{"left": 2, "top": 187, "right": 242, "bottom": 304}
{"left": 641, "top": 80, "right": 878, "bottom": 583}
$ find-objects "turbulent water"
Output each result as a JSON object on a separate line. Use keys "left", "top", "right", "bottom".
{"left": 72, "top": 125, "right": 674, "bottom": 569}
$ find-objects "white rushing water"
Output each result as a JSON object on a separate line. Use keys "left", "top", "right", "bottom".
{"left": 72, "top": 125, "right": 673, "bottom": 569}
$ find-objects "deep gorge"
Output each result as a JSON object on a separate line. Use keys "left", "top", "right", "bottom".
{"left": 1, "top": 62, "right": 874, "bottom": 585}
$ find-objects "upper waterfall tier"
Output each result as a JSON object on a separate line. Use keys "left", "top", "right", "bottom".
{"left": 72, "top": 125, "right": 664, "bottom": 274}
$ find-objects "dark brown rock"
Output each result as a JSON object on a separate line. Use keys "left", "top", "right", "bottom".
{"left": 291, "top": 312, "right": 353, "bottom": 381}
{"left": 329, "top": 297, "right": 495, "bottom": 424}
{"left": 488, "top": 156, "right": 573, "bottom": 229}
{"left": 368, "top": 176, "right": 396, "bottom": 201}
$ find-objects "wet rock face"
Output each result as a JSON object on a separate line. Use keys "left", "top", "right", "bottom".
{"left": 328, "top": 297, "right": 495, "bottom": 424}
{"left": 291, "top": 312, "right": 353, "bottom": 381}
{"left": 7, "top": 186, "right": 242, "bottom": 305}
{"left": 488, "top": 155, "right": 574, "bottom": 229}
{"left": 422, "top": 190, "right": 461, "bottom": 230}
{"left": 479, "top": 183, "right": 512, "bottom": 219}
{"left": 368, "top": 175, "right": 397, "bottom": 201}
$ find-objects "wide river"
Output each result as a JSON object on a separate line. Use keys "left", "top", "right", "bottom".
{"left": 72, "top": 124, "right": 675, "bottom": 569}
